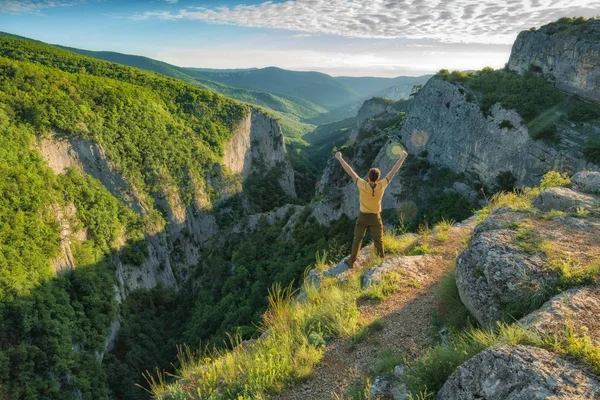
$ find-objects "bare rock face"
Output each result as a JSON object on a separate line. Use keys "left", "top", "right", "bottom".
{"left": 507, "top": 19, "right": 600, "bottom": 103}
{"left": 532, "top": 187, "right": 600, "bottom": 212}
{"left": 389, "top": 78, "right": 594, "bottom": 189}
{"left": 223, "top": 108, "right": 296, "bottom": 197}
{"left": 438, "top": 344, "right": 600, "bottom": 400}
{"left": 519, "top": 286, "right": 600, "bottom": 345}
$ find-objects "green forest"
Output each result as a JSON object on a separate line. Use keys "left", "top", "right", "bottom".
{"left": 0, "top": 36, "right": 357, "bottom": 399}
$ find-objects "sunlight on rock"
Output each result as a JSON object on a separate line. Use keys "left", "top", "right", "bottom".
{"left": 386, "top": 141, "right": 406, "bottom": 160}
{"left": 411, "top": 129, "right": 430, "bottom": 147}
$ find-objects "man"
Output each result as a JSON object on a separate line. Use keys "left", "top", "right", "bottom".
{"left": 335, "top": 149, "right": 408, "bottom": 267}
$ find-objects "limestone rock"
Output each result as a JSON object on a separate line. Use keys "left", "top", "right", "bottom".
{"left": 519, "top": 286, "right": 600, "bottom": 344}
{"left": 572, "top": 171, "right": 600, "bottom": 194}
{"left": 223, "top": 108, "right": 296, "bottom": 197}
{"left": 532, "top": 187, "right": 599, "bottom": 212}
{"left": 362, "top": 253, "right": 436, "bottom": 289}
{"left": 507, "top": 19, "right": 600, "bottom": 103}
{"left": 455, "top": 210, "right": 555, "bottom": 328}
{"left": 438, "top": 344, "right": 600, "bottom": 399}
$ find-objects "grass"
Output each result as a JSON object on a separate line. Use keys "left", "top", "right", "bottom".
{"left": 540, "top": 171, "right": 571, "bottom": 190}
{"left": 433, "top": 219, "right": 454, "bottom": 242}
{"left": 373, "top": 349, "right": 405, "bottom": 376}
{"left": 476, "top": 189, "right": 538, "bottom": 223}
{"left": 503, "top": 237, "right": 600, "bottom": 321}
{"left": 359, "top": 271, "right": 403, "bottom": 302}
{"left": 149, "top": 278, "right": 362, "bottom": 399}
{"left": 343, "top": 378, "right": 372, "bottom": 400}
{"left": 513, "top": 227, "right": 543, "bottom": 254}
{"left": 403, "top": 322, "right": 600, "bottom": 398}
{"left": 433, "top": 265, "right": 476, "bottom": 333}
{"left": 350, "top": 319, "right": 386, "bottom": 348}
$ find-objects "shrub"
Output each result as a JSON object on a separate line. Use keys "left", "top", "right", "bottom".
{"left": 540, "top": 170, "right": 571, "bottom": 190}
{"left": 496, "top": 171, "right": 517, "bottom": 192}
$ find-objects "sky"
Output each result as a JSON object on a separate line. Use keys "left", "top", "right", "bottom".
{"left": 0, "top": 0, "right": 598, "bottom": 77}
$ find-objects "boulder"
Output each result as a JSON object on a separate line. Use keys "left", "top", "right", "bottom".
{"left": 438, "top": 344, "right": 600, "bottom": 399}
{"left": 519, "top": 286, "right": 600, "bottom": 344}
{"left": 572, "top": 171, "right": 600, "bottom": 194}
{"left": 532, "top": 187, "right": 599, "bottom": 212}
{"left": 456, "top": 211, "right": 556, "bottom": 327}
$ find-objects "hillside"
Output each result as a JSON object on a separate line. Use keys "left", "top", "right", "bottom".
{"left": 0, "top": 34, "right": 337, "bottom": 399}
{"left": 2, "top": 15, "right": 599, "bottom": 400}
{"left": 149, "top": 16, "right": 600, "bottom": 400}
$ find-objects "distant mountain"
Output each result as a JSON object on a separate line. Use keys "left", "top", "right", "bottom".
{"left": 186, "top": 67, "right": 431, "bottom": 111}
{"left": 1, "top": 32, "right": 430, "bottom": 133}
{"left": 334, "top": 75, "right": 431, "bottom": 98}
{"left": 186, "top": 66, "right": 361, "bottom": 109}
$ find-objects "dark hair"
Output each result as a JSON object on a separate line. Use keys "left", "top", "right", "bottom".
{"left": 368, "top": 168, "right": 381, "bottom": 182}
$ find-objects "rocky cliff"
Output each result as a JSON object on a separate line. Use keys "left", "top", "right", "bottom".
{"left": 223, "top": 108, "right": 296, "bottom": 197}
{"left": 392, "top": 77, "right": 599, "bottom": 187}
{"left": 508, "top": 18, "right": 600, "bottom": 103}
{"left": 35, "top": 107, "right": 295, "bottom": 357}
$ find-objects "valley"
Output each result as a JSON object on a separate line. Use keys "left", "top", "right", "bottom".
{"left": 0, "top": 14, "right": 599, "bottom": 400}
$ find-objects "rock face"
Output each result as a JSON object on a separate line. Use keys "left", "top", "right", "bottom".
{"left": 438, "top": 344, "right": 600, "bottom": 400}
{"left": 390, "top": 78, "right": 596, "bottom": 188}
{"left": 519, "top": 286, "right": 600, "bottom": 344}
{"left": 507, "top": 19, "right": 600, "bottom": 103}
{"left": 35, "top": 107, "right": 296, "bottom": 357}
{"left": 223, "top": 108, "right": 296, "bottom": 197}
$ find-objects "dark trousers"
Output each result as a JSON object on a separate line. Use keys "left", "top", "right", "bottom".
{"left": 349, "top": 212, "right": 384, "bottom": 266}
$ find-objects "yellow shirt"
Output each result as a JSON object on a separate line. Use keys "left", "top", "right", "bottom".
{"left": 356, "top": 177, "right": 389, "bottom": 214}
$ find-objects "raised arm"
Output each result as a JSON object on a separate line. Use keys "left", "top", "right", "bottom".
{"left": 384, "top": 151, "right": 408, "bottom": 183}
{"left": 335, "top": 152, "right": 359, "bottom": 183}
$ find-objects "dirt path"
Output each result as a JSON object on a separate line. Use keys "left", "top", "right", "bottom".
{"left": 271, "top": 225, "right": 473, "bottom": 400}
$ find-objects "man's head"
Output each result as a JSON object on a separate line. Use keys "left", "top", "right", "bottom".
{"left": 368, "top": 168, "right": 381, "bottom": 182}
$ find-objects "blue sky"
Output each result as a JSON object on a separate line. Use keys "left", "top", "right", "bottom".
{"left": 1, "top": 0, "right": 598, "bottom": 77}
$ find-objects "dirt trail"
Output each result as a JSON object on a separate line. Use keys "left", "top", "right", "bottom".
{"left": 271, "top": 225, "right": 474, "bottom": 400}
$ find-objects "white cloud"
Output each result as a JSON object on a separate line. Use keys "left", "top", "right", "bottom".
{"left": 0, "top": 0, "right": 84, "bottom": 13}
{"left": 131, "top": 0, "right": 600, "bottom": 44}
{"left": 164, "top": 0, "right": 178, "bottom": 4}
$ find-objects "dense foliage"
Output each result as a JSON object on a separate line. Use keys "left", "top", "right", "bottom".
{"left": 0, "top": 111, "right": 127, "bottom": 398}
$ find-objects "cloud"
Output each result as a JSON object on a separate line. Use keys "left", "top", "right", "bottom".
{"left": 0, "top": 0, "right": 84, "bottom": 13}
{"left": 164, "top": 0, "right": 178, "bottom": 3}
{"left": 131, "top": 0, "right": 600, "bottom": 44}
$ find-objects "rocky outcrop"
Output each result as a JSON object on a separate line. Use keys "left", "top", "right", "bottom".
{"left": 572, "top": 171, "right": 600, "bottom": 194}
{"left": 455, "top": 205, "right": 600, "bottom": 328}
{"left": 508, "top": 19, "right": 600, "bottom": 103}
{"left": 390, "top": 78, "right": 597, "bottom": 188}
{"left": 51, "top": 203, "right": 87, "bottom": 273}
{"left": 438, "top": 344, "right": 600, "bottom": 399}
{"left": 519, "top": 286, "right": 600, "bottom": 344}
{"left": 362, "top": 253, "right": 436, "bottom": 289}
{"left": 223, "top": 108, "right": 296, "bottom": 197}
{"left": 36, "top": 135, "right": 144, "bottom": 213}
{"left": 532, "top": 186, "right": 600, "bottom": 212}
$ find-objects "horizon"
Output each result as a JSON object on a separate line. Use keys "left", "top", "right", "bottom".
{"left": 1, "top": 0, "right": 599, "bottom": 77}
